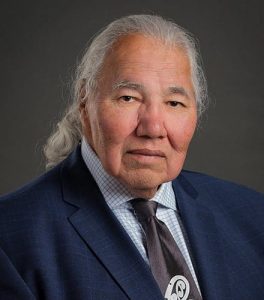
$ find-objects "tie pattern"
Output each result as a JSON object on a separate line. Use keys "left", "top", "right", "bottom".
{"left": 132, "top": 199, "right": 202, "bottom": 300}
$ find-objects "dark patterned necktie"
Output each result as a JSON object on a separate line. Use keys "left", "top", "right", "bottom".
{"left": 132, "top": 199, "right": 202, "bottom": 300}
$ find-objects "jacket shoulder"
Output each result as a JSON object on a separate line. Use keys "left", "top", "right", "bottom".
{"left": 180, "top": 169, "right": 263, "bottom": 196}
{"left": 178, "top": 170, "right": 264, "bottom": 211}
{"left": 0, "top": 163, "right": 65, "bottom": 216}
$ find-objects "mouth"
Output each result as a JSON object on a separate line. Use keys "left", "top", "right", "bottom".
{"left": 127, "top": 149, "right": 166, "bottom": 158}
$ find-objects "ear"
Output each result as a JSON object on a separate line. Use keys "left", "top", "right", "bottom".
{"left": 79, "top": 80, "right": 89, "bottom": 124}
{"left": 79, "top": 100, "right": 89, "bottom": 127}
{"left": 79, "top": 98, "right": 94, "bottom": 146}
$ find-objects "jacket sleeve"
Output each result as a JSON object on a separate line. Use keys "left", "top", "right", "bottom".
{"left": 0, "top": 246, "right": 36, "bottom": 300}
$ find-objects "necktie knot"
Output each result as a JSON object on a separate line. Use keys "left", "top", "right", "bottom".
{"left": 132, "top": 198, "right": 157, "bottom": 220}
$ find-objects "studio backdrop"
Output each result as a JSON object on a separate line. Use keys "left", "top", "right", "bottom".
{"left": 0, "top": 0, "right": 263, "bottom": 194}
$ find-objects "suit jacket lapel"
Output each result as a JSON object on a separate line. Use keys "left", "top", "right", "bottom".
{"left": 60, "top": 147, "right": 233, "bottom": 299}
{"left": 60, "top": 148, "right": 163, "bottom": 300}
{"left": 173, "top": 174, "right": 231, "bottom": 299}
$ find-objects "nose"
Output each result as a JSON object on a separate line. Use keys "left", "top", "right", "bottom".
{"left": 136, "top": 103, "right": 167, "bottom": 139}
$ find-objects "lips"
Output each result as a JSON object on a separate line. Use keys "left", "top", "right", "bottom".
{"left": 127, "top": 149, "right": 166, "bottom": 157}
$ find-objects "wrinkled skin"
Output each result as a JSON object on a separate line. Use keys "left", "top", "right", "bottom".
{"left": 80, "top": 34, "right": 197, "bottom": 199}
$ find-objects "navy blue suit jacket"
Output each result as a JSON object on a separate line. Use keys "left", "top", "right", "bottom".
{"left": 0, "top": 146, "right": 264, "bottom": 299}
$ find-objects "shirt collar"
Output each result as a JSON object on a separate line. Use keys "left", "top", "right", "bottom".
{"left": 81, "top": 138, "right": 177, "bottom": 211}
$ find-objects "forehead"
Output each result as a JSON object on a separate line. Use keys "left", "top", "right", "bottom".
{"left": 106, "top": 34, "right": 190, "bottom": 70}
{"left": 97, "top": 34, "right": 193, "bottom": 93}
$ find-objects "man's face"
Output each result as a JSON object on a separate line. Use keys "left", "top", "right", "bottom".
{"left": 80, "top": 34, "right": 197, "bottom": 198}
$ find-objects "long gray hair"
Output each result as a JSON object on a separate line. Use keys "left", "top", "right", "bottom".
{"left": 43, "top": 14, "right": 208, "bottom": 169}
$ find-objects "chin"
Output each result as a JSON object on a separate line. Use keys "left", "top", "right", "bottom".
{"left": 119, "top": 169, "right": 168, "bottom": 197}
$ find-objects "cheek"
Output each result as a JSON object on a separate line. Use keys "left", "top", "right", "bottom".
{"left": 167, "top": 113, "right": 197, "bottom": 152}
{"left": 165, "top": 114, "right": 197, "bottom": 180}
{"left": 97, "top": 112, "right": 133, "bottom": 147}
{"left": 95, "top": 110, "right": 137, "bottom": 176}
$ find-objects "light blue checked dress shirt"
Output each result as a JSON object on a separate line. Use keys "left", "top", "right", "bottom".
{"left": 81, "top": 138, "right": 200, "bottom": 290}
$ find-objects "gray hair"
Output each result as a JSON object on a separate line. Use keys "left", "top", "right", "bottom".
{"left": 44, "top": 14, "right": 208, "bottom": 169}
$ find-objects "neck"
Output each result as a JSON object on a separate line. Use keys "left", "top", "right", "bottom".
{"left": 128, "top": 186, "right": 159, "bottom": 200}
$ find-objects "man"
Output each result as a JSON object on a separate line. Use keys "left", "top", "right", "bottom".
{"left": 0, "top": 15, "right": 263, "bottom": 300}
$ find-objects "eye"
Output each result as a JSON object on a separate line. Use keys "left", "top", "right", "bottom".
{"left": 168, "top": 101, "right": 181, "bottom": 107}
{"left": 120, "top": 95, "right": 135, "bottom": 102}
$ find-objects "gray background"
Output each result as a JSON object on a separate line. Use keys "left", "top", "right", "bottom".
{"left": 0, "top": 0, "right": 263, "bottom": 195}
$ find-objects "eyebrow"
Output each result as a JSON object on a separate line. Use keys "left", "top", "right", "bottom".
{"left": 112, "top": 80, "right": 144, "bottom": 92}
{"left": 168, "top": 86, "right": 190, "bottom": 99}
{"left": 112, "top": 80, "right": 190, "bottom": 99}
